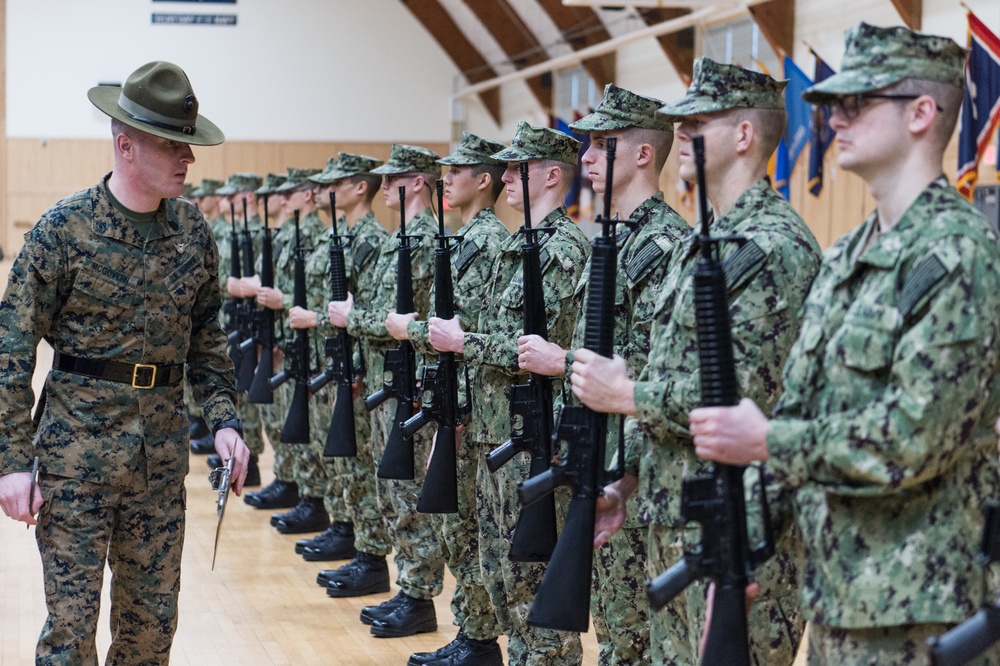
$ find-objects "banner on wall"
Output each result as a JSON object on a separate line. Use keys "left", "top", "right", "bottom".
{"left": 957, "top": 11, "right": 1000, "bottom": 200}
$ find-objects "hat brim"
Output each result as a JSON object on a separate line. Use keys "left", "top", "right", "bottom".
{"left": 801, "top": 71, "right": 906, "bottom": 103}
{"left": 88, "top": 85, "right": 225, "bottom": 147}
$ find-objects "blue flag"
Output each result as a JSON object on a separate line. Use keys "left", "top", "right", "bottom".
{"left": 808, "top": 56, "right": 836, "bottom": 197}
{"left": 958, "top": 12, "right": 1000, "bottom": 200}
{"left": 772, "top": 57, "right": 814, "bottom": 199}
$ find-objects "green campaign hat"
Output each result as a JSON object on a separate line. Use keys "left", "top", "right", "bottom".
{"left": 570, "top": 84, "right": 673, "bottom": 133}
{"left": 438, "top": 131, "right": 508, "bottom": 166}
{"left": 255, "top": 173, "right": 288, "bottom": 196}
{"left": 191, "top": 178, "right": 224, "bottom": 198}
{"left": 275, "top": 167, "right": 322, "bottom": 193}
{"left": 802, "top": 22, "right": 967, "bottom": 103}
{"left": 370, "top": 144, "right": 441, "bottom": 176}
{"left": 657, "top": 57, "right": 787, "bottom": 120}
{"left": 312, "top": 153, "right": 384, "bottom": 183}
{"left": 88, "top": 61, "right": 225, "bottom": 146}
{"left": 216, "top": 172, "right": 263, "bottom": 196}
{"left": 491, "top": 121, "right": 581, "bottom": 165}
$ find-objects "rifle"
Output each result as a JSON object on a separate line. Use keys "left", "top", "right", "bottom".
{"left": 929, "top": 502, "right": 1000, "bottom": 666}
{"left": 517, "top": 137, "right": 621, "bottom": 631}
{"left": 235, "top": 196, "right": 258, "bottom": 393}
{"left": 224, "top": 200, "right": 243, "bottom": 372}
{"left": 308, "top": 191, "right": 359, "bottom": 458}
{"left": 485, "top": 161, "right": 559, "bottom": 563}
{"left": 401, "top": 179, "right": 468, "bottom": 513}
{"left": 643, "top": 135, "right": 773, "bottom": 666}
{"left": 364, "top": 185, "right": 418, "bottom": 480}
{"left": 247, "top": 193, "right": 276, "bottom": 405}
{"left": 267, "top": 210, "right": 311, "bottom": 444}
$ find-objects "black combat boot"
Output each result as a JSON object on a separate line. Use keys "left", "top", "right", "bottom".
{"left": 369, "top": 592, "right": 436, "bottom": 638}
{"left": 272, "top": 496, "right": 329, "bottom": 534}
{"left": 301, "top": 521, "right": 356, "bottom": 561}
{"left": 360, "top": 590, "right": 407, "bottom": 625}
{"left": 412, "top": 633, "right": 503, "bottom": 665}
{"left": 323, "top": 552, "right": 390, "bottom": 597}
{"left": 243, "top": 479, "right": 299, "bottom": 509}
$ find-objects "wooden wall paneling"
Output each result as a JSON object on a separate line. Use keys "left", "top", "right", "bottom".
{"left": 891, "top": 0, "right": 922, "bottom": 30}
{"left": 638, "top": 8, "right": 695, "bottom": 86}
{"left": 0, "top": 0, "right": 6, "bottom": 257}
{"left": 749, "top": 0, "right": 796, "bottom": 57}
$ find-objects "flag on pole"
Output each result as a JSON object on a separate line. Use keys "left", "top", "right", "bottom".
{"left": 808, "top": 54, "right": 836, "bottom": 197}
{"left": 768, "top": 57, "right": 813, "bottom": 199}
{"left": 957, "top": 11, "right": 1000, "bottom": 200}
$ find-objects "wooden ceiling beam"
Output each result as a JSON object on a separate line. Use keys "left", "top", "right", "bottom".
{"left": 400, "top": 0, "right": 502, "bottom": 124}
{"left": 891, "top": 0, "right": 922, "bottom": 30}
{"left": 536, "top": 0, "right": 614, "bottom": 88}
{"left": 464, "top": 0, "right": 552, "bottom": 112}
{"left": 748, "top": 0, "right": 795, "bottom": 58}
{"left": 637, "top": 8, "right": 695, "bottom": 86}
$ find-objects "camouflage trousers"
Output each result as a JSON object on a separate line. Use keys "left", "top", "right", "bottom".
{"left": 807, "top": 622, "right": 1000, "bottom": 666}
{"left": 372, "top": 397, "right": 444, "bottom": 600}
{"left": 591, "top": 524, "right": 651, "bottom": 665}
{"left": 433, "top": 431, "right": 501, "bottom": 641}
{"left": 258, "top": 379, "right": 295, "bottom": 483}
{"left": 648, "top": 523, "right": 803, "bottom": 666}
{"left": 474, "top": 440, "right": 582, "bottom": 666}
{"left": 236, "top": 392, "right": 265, "bottom": 456}
{"left": 287, "top": 389, "right": 338, "bottom": 512}
{"left": 35, "top": 474, "right": 185, "bottom": 666}
{"left": 330, "top": 390, "right": 391, "bottom": 555}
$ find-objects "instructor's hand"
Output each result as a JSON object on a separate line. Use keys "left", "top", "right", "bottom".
{"left": 0, "top": 471, "right": 42, "bottom": 526}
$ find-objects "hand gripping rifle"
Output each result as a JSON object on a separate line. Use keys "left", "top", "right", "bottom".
{"left": 224, "top": 200, "right": 243, "bottom": 372}
{"left": 517, "top": 137, "right": 622, "bottom": 631}
{"left": 401, "top": 180, "right": 470, "bottom": 513}
{"left": 267, "top": 210, "right": 311, "bottom": 444}
{"left": 308, "top": 191, "right": 360, "bottom": 458}
{"left": 364, "top": 186, "right": 418, "bottom": 480}
{"left": 235, "top": 196, "right": 259, "bottom": 393}
{"left": 485, "top": 161, "right": 559, "bottom": 562}
{"left": 644, "top": 135, "right": 773, "bottom": 666}
{"left": 929, "top": 502, "right": 1000, "bottom": 666}
{"left": 247, "top": 194, "right": 276, "bottom": 405}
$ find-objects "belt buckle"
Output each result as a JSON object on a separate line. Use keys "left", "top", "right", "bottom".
{"left": 132, "top": 363, "right": 157, "bottom": 389}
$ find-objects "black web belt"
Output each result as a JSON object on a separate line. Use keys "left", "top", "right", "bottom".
{"left": 53, "top": 351, "right": 183, "bottom": 389}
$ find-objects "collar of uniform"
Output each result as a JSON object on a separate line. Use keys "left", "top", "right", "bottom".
{"left": 92, "top": 174, "right": 183, "bottom": 247}
{"left": 536, "top": 205, "right": 570, "bottom": 230}
{"left": 624, "top": 191, "right": 668, "bottom": 236}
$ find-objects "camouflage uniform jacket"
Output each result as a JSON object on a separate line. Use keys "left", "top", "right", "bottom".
{"left": 407, "top": 208, "right": 510, "bottom": 355}
{"left": 462, "top": 206, "right": 590, "bottom": 444}
{"left": 0, "top": 175, "right": 238, "bottom": 487}
{"left": 566, "top": 193, "right": 689, "bottom": 525}
{"left": 309, "top": 212, "right": 386, "bottom": 374}
{"left": 627, "top": 179, "right": 821, "bottom": 601}
{"left": 766, "top": 176, "right": 1000, "bottom": 627}
{"left": 346, "top": 208, "right": 436, "bottom": 391}
{"left": 273, "top": 210, "right": 326, "bottom": 313}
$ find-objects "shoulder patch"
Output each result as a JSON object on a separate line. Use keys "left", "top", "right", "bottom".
{"left": 625, "top": 239, "right": 665, "bottom": 283}
{"left": 354, "top": 240, "right": 375, "bottom": 271}
{"left": 453, "top": 239, "right": 481, "bottom": 276}
{"left": 722, "top": 240, "right": 766, "bottom": 291}
{"left": 898, "top": 252, "right": 948, "bottom": 320}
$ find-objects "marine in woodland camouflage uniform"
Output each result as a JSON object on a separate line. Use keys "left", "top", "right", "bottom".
{"left": 0, "top": 61, "right": 247, "bottom": 664}
{"left": 348, "top": 144, "right": 445, "bottom": 623}
{"left": 563, "top": 84, "right": 691, "bottom": 666}
{"left": 690, "top": 24, "right": 1000, "bottom": 666}
{"left": 432, "top": 122, "right": 590, "bottom": 665}
{"left": 403, "top": 132, "right": 510, "bottom": 658}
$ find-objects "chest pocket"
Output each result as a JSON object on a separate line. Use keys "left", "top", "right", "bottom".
{"left": 71, "top": 264, "right": 138, "bottom": 316}
{"left": 166, "top": 251, "right": 209, "bottom": 315}
{"left": 834, "top": 304, "right": 900, "bottom": 373}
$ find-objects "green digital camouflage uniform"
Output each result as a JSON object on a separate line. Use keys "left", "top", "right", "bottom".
{"left": 762, "top": 24, "right": 1000, "bottom": 666}
{"left": 214, "top": 173, "right": 266, "bottom": 457}
{"left": 350, "top": 144, "right": 444, "bottom": 599}
{"left": 563, "top": 84, "right": 691, "bottom": 666}
{"left": 457, "top": 122, "right": 589, "bottom": 665}
{"left": 0, "top": 174, "right": 238, "bottom": 663}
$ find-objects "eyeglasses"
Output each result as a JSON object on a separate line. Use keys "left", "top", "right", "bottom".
{"left": 823, "top": 94, "right": 942, "bottom": 121}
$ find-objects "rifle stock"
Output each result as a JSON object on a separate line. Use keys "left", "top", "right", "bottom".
{"left": 248, "top": 194, "right": 277, "bottom": 405}
{"left": 274, "top": 210, "right": 311, "bottom": 444}
{"left": 371, "top": 186, "right": 417, "bottom": 480}
{"left": 235, "top": 196, "right": 259, "bottom": 392}
{"left": 225, "top": 200, "right": 243, "bottom": 372}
